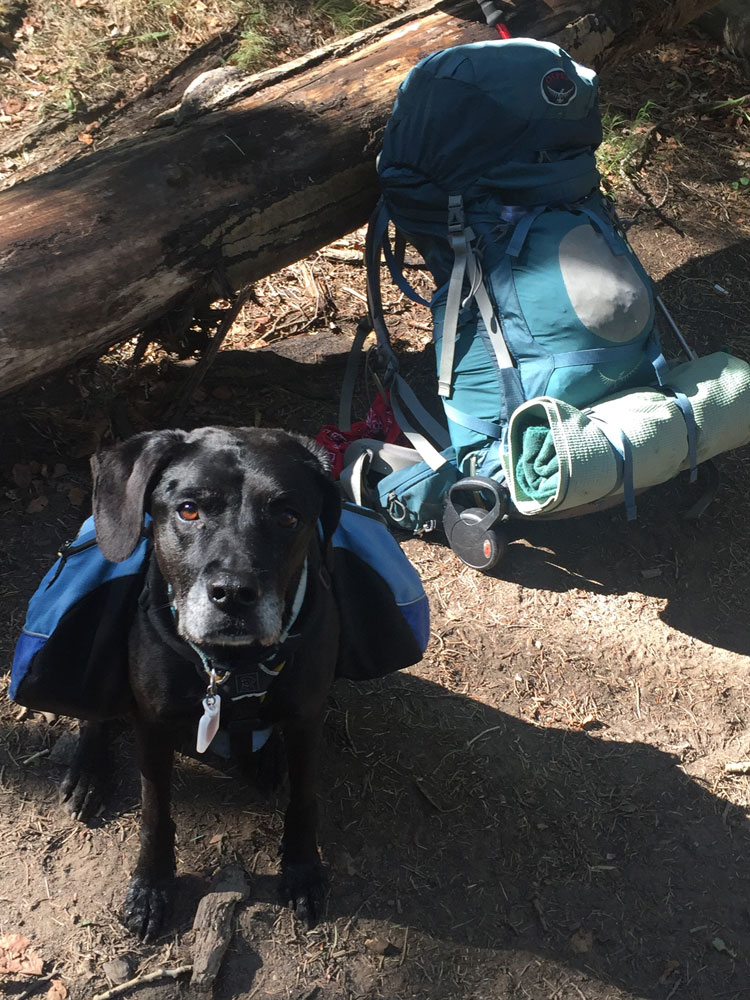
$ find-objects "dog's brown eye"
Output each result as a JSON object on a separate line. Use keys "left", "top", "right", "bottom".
{"left": 276, "top": 509, "right": 298, "bottom": 528}
{"left": 178, "top": 502, "right": 200, "bottom": 522}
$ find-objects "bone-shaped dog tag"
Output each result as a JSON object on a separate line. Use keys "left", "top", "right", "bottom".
{"left": 196, "top": 695, "right": 221, "bottom": 754}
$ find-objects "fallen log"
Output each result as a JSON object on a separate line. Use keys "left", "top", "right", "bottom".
{"left": 0, "top": 0, "right": 721, "bottom": 397}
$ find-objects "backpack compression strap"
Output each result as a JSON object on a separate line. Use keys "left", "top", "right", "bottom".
{"left": 439, "top": 196, "right": 471, "bottom": 397}
{"left": 439, "top": 195, "right": 525, "bottom": 434}
{"left": 366, "top": 195, "right": 525, "bottom": 453}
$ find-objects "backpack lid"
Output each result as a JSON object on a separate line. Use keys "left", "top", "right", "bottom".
{"left": 379, "top": 39, "right": 602, "bottom": 214}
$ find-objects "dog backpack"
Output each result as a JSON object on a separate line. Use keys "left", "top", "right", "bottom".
{"left": 9, "top": 506, "right": 430, "bottom": 721}
{"left": 9, "top": 515, "right": 148, "bottom": 720}
{"left": 342, "top": 38, "right": 750, "bottom": 566}
{"left": 332, "top": 502, "right": 430, "bottom": 680}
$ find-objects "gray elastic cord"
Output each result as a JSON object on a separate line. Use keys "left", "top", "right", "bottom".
{"left": 464, "top": 247, "right": 514, "bottom": 370}
{"left": 362, "top": 197, "right": 449, "bottom": 471}
{"left": 465, "top": 243, "right": 523, "bottom": 427}
{"left": 439, "top": 195, "right": 469, "bottom": 397}
{"left": 656, "top": 295, "right": 699, "bottom": 361}
{"left": 462, "top": 227, "right": 484, "bottom": 301}
{"left": 440, "top": 196, "right": 517, "bottom": 398}
{"left": 338, "top": 317, "right": 372, "bottom": 432}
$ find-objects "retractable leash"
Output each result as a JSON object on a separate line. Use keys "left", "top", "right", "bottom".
{"left": 475, "top": 0, "right": 514, "bottom": 38}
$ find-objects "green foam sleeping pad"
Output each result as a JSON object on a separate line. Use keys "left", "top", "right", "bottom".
{"left": 505, "top": 352, "right": 750, "bottom": 516}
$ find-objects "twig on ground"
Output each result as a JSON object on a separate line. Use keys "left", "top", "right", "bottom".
{"left": 317, "top": 248, "right": 363, "bottom": 264}
{"left": 466, "top": 725, "right": 502, "bottom": 750}
{"left": 414, "top": 777, "right": 446, "bottom": 812}
{"left": 665, "top": 977, "right": 682, "bottom": 1000}
{"left": 724, "top": 760, "right": 750, "bottom": 774}
{"left": 652, "top": 168, "right": 671, "bottom": 209}
{"left": 678, "top": 180, "right": 730, "bottom": 222}
{"left": 91, "top": 965, "right": 193, "bottom": 1000}
{"left": 531, "top": 894, "right": 549, "bottom": 933}
{"left": 399, "top": 926, "right": 409, "bottom": 966}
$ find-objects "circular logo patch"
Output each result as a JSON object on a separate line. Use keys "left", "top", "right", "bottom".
{"left": 541, "top": 68, "right": 577, "bottom": 106}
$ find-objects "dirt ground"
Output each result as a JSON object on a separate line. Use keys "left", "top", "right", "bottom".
{"left": 3, "top": 14, "right": 750, "bottom": 1000}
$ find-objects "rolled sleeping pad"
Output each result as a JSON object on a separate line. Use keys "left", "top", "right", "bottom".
{"left": 505, "top": 352, "right": 750, "bottom": 516}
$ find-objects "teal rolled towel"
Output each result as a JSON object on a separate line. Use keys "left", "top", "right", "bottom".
{"left": 515, "top": 424, "right": 559, "bottom": 502}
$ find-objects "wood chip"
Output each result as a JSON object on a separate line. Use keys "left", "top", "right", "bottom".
{"left": 364, "top": 936, "right": 397, "bottom": 956}
{"left": 190, "top": 890, "right": 244, "bottom": 987}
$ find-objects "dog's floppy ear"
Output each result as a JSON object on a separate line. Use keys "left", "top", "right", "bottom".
{"left": 293, "top": 434, "right": 341, "bottom": 550}
{"left": 91, "top": 430, "right": 187, "bottom": 562}
{"left": 318, "top": 473, "right": 342, "bottom": 552}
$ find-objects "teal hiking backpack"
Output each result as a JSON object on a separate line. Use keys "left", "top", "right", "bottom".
{"left": 339, "top": 38, "right": 750, "bottom": 569}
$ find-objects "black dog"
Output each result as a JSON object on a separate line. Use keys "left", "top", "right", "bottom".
{"left": 60, "top": 426, "right": 343, "bottom": 940}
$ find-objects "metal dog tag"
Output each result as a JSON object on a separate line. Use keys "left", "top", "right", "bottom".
{"left": 196, "top": 695, "right": 221, "bottom": 754}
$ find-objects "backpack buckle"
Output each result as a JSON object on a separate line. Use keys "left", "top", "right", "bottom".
{"left": 447, "top": 195, "right": 465, "bottom": 234}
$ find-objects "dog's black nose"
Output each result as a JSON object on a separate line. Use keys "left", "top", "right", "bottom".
{"left": 207, "top": 574, "right": 259, "bottom": 611}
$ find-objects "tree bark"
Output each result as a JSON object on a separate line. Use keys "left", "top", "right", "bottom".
{"left": 0, "top": 0, "right": 721, "bottom": 397}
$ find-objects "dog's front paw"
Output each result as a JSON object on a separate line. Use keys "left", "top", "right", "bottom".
{"left": 122, "top": 874, "right": 172, "bottom": 942}
{"left": 279, "top": 860, "right": 328, "bottom": 927}
{"left": 60, "top": 762, "right": 105, "bottom": 822}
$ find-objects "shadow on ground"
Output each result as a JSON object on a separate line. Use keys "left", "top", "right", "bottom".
{"left": 3, "top": 669, "right": 748, "bottom": 999}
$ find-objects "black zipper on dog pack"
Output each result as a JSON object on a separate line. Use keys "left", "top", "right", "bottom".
{"left": 45, "top": 523, "right": 151, "bottom": 590}
{"left": 45, "top": 535, "right": 99, "bottom": 589}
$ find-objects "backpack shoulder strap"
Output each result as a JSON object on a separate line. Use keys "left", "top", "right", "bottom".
{"left": 338, "top": 316, "right": 372, "bottom": 433}
{"left": 439, "top": 195, "right": 525, "bottom": 429}
{"left": 365, "top": 200, "right": 430, "bottom": 357}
